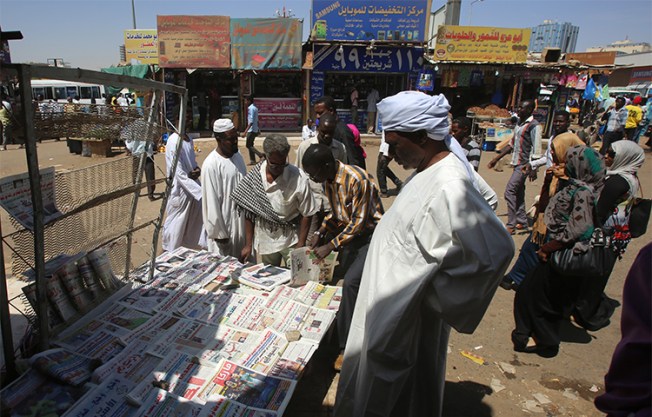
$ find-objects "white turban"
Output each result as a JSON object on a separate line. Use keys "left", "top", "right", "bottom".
{"left": 213, "top": 118, "right": 235, "bottom": 133}
{"left": 378, "top": 91, "right": 478, "bottom": 189}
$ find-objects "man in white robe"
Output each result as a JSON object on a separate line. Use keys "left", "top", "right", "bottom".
{"left": 201, "top": 119, "right": 247, "bottom": 257}
{"left": 162, "top": 132, "right": 204, "bottom": 252}
{"left": 335, "top": 91, "right": 515, "bottom": 417}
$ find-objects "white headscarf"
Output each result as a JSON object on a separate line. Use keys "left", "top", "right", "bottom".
{"left": 607, "top": 140, "right": 645, "bottom": 195}
{"left": 377, "top": 91, "right": 478, "bottom": 189}
{"left": 213, "top": 118, "right": 235, "bottom": 133}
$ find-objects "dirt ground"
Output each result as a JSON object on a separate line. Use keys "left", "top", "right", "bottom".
{"left": 1, "top": 134, "right": 650, "bottom": 416}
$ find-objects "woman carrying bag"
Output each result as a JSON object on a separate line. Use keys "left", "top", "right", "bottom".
{"left": 512, "top": 145, "right": 606, "bottom": 358}
{"left": 572, "top": 140, "right": 646, "bottom": 331}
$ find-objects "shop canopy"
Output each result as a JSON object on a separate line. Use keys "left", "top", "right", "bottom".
{"left": 100, "top": 64, "right": 157, "bottom": 95}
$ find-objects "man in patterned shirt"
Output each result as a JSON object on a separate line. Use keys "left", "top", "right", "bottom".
{"left": 600, "top": 96, "right": 628, "bottom": 154}
{"left": 302, "top": 143, "right": 384, "bottom": 371}
{"left": 488, "top": 100, "right": 542, "bottom": 234}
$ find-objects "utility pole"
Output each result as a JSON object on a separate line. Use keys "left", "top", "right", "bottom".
{"left": 445, "top": 0, "right": 461, "bottom": 25}
{"left": 131, "top": 0, "right": 137, "bottom": 29}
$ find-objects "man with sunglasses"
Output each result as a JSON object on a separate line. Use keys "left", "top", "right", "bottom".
{"left": 302, "top": 143, "right": 384, "bottom": 371}
{"left": 201, "top": 119, "right": 247, "bottom": 257}
{"left": 232, "top": 134, "right": 317, "bottom": 267}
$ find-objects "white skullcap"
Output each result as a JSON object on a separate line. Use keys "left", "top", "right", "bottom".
{"left": 378, "top": 91, "right": 478, "bottom": 189}
{"left": 213, "top": 118, "right": 235, "bottom": 133}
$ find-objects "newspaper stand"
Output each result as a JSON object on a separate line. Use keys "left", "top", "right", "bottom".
{"left": 0, "top": 64, "right": 187, "bottom": 381}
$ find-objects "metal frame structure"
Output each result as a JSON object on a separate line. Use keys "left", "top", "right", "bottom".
{"left": 0, "top": 64, "right": 187, "bottom": 381}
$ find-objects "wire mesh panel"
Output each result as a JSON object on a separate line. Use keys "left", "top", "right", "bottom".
{"left": 5, "top": 102, "right": 167, "bottom": 278}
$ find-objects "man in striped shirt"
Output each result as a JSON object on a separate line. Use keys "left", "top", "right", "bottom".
{"left": 302, "top": 143, "right": 384, "bottom": 371}
{"left": 488, "top": 100, "right": 542, "bottom": 234}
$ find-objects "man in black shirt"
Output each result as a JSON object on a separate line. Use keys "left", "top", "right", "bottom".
{"left": 314, "top": 96, "right": 366, "bottom": 169}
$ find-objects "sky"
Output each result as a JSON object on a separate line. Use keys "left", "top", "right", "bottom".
{"left": 2, "top": 0, "right": 651, "bottom": 70}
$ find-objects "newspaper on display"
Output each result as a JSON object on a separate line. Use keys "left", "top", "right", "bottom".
{"left": 289, "top": 247, "right": 338, "bottom": 287}
{"left": 0, "top": 167, "right": 62, "bottom": 231}
{"left": 3, "top": 247, "right": 342, "bottom": 416}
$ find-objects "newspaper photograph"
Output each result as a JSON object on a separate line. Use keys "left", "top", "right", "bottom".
{"left": 118, "top": 283, "right": 176, "bottom": 313}
{"left": 196, "top": 359, "right": 295, "bottom": 413}
{"left": 237, "top": 264, "right": 291, "bottom": 291}
{"left": 120, "top": 312, "right": 182, "bottom": 346}
{"left": 289, "top": 247, "right": 337, "bottom": 286}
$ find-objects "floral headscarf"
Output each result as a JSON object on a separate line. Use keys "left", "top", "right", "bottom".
{"left": 544, "top": 145, "right": 606, "bottom": 245}
{"left": 531, "top": 132, "right": 584, "bottom": 245}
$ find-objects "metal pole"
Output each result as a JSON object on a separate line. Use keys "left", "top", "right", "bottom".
{"left": 131, "top": 0, "right": 137, "bottom": 29}
{"left": 17, "top": 65, "right": 49, "bottom": 350}
{"left": 0, "top": 220, "right": 17, "bottom": 381}
{"left": 148, "top": 89, "right": 187, "bottom": 281}
{"left": 124, "top": 91, "right": 158, "bottom": 280}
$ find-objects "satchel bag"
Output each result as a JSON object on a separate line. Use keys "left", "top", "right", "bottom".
{"left": 549, "top": 227, "right": 610, "bottom": 277}
{"left": 629, "top": 184, "right": 651, "bottom": 238}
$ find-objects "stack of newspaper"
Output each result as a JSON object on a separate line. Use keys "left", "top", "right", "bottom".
{"left": 2, "top": 247, "right": 343, "bottom": 416}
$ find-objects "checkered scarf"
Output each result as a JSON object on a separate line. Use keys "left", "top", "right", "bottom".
{"left": 232, "top": 162, "right": 298, "bottom": 232}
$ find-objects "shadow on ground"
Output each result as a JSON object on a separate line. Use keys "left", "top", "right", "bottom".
{"left": 443, "top": 380, "right": 493, "bottom": 417}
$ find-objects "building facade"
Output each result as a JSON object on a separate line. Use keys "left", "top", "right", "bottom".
{"left": 529, "top": 20, "right": 579, "bottom": 53}
{"left": 587, "top": 39, "right": 652, "bottom": 56}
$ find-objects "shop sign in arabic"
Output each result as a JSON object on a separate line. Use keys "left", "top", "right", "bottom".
{"left": 312, "top": 0, "right": 427, "bottom": 42}
{"left": 259, "top": 114, "right": 302, "bottom": 130}
{"left": 124, "top": 29, "right": 159, "bottom": 65}
{"left": 231, "top": 18, "right": 302, "bottom": 69}
{"left": 255, "top": 98, "right": 302, "bottom": 114}
{"left": 157, "top": 15, "right": 230, "bottom": 68}
{"left": 434, "top": 25, "right": 530, "bottom": 63}
{"left": 312, "top": 44, "right": 423, "bottom": 72}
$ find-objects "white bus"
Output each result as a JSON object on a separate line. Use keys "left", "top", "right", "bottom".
{"left": 31, "top": 79, "right": 106, "bottom": 104}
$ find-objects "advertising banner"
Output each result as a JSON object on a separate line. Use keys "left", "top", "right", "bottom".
{"left": 157, "top": 15, "right": 230, "bottom": 68}
{"left": 312, "top": 0, "right": 428, "bottom": 42}
{"left": 433, "top": 25, "right": 530, "bottom": 63}
{"left": 124, "top": 30, "right": 158, "bottom": 65}
{"left": 256, "top": 98, "right": 302, "bottom": 131}
{"left": 312, "top": 44, "right": 423, "bottom": 72}
{"left": 231, "top": 18, "right": 302, "bottom": 69}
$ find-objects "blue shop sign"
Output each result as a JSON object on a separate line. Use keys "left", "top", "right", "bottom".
{"left": 312, "top": 0, "right": 428, "bottom": 42}
{"left": 313, "top": 44, "right": 423, "bottom": 72}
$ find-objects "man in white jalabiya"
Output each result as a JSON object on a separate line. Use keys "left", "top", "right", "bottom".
{"left": 162, "top": 132, "right": 204, "bottom": 252}
{"left": 201, "top": 119, "right": 247, "bottom": 257}
{"left": 335, "top": 91, "right": 515, "bottom": 417}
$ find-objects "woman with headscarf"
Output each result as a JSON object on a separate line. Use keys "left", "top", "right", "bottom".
{"left": 512, "top": 145, "right": 606, "bottom": 358}
{"left": 500, "top": 132, "right": 585, "bottom": 290}
{"left": 572, "top": 140, "right": 646, "bottom": 331}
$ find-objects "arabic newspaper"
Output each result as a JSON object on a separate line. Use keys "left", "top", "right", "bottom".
{"left": 0, "top": 167, "right": 62, "bottom": 230}
{"left": 293, "top": 281, "right": 343, "bottom": 311}
{"left": 30, "top": 348, "right": 96, "bottom": 386}
{"left": 61, "top": 374, "right": 140, "bottom": 417}
{"left": 196, "top": 359, "right": 295, "bottom": 413}
{"left": 289, "top": 247, "right": 337, "bottom": 286}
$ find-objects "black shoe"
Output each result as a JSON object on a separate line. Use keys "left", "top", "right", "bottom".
{"left": 380, "top": 190, "right": 389, "bottom": 198}
{"left": 499, "top": 276, "right": 514, "bottom": 291}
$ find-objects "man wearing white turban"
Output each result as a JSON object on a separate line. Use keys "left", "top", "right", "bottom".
{"left": 335, "top": 91, "right": 514, "bottom": 417}
{"left": 200, "top": 118, "right": 247, "bottom": 257}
